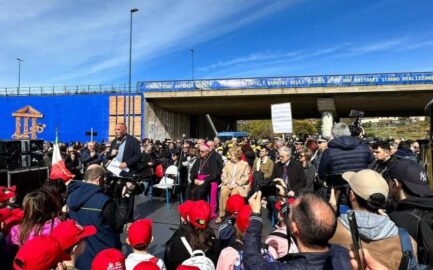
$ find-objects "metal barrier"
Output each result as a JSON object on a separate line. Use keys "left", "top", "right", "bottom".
{"left": 0, "top": 84, "right": 133, "bottom": 96}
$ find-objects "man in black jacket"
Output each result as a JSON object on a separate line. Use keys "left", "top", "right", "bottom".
{"left": 387, "top": 159, "right": 433, "bottom": 265}
{"left": 80, "top": 141, "right": 103, "bottom": 170}
{"left": 318, "top": 123, "right": 373, "bottom": 181}
{"left": 106, "top": 123, "right": 141, "bottom": 174}
{"left": 105, "top": 123, "right": 141, "bottom": 221}
{"left": 67, "top": 164, "right": 127, "bottom": 270}
{"left": 267, "top": 147, "right": 306, "bottom": 220}
{"left": 368, "top": 141, "right": 397, "bottom": 178}
{"left": 243, "top": 191, "right": 350, "bottom": 270}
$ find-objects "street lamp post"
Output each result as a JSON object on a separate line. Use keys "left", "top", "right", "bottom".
{"left": 128, "top": 8, "right": 139, "bottom": 135}
{"left": 190, "top": 49, "right": 195, "bottom": 82}
{"left": 17, "top": 58, "right": 23, "bottom": 95}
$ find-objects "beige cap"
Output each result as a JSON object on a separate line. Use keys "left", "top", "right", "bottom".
{"left": 342, "top": 169, "right": 389, "bottom": 200}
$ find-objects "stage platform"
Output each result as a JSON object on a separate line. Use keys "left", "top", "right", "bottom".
{"left": 125, "top": 195, "right": 276, "bottom": 258}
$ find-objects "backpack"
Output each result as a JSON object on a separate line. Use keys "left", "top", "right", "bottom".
{"left": 408, "top": 209, "right": 433, "bottom": 266}
{"left": 180, "top": 236, "right": 215, "bottom": 270}
{"left": 233, "top": 243, "right": 275, "bottom": 270}
{"left": 398, "top": 227, "right": 431, "bottom": 270}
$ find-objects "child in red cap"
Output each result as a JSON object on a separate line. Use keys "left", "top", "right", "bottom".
{"left": 217, "top": 194, "right": 246, "bottom": 250}
{"left": 125, "top": 218, "right": 166, "bottom": 270}
{"left": 92, "top": 248, "right": 126, "bottom": 270}
{"left": 177, "top": 200, "right": 195, "bottom": 224}
{"left": 13, "top": 235, "right": 64, "bottom": 270}
{"left": 164, "top": 200, "right": 219, "bottom": 270}
{"left": 216, "top": 205, "right": 251, "bottom": 270}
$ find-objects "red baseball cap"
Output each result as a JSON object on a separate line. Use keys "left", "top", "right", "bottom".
{"left": 0, "top": 208, "right": 12, "bottom": 222}
{"left": 0, "top": 186, "right": 16, "bottom": 203}
{"left": 14, "top": 235, "right": 63, "bottom": 270}
{"left": 226, "top": 195, "right": 245, "bottom": 215}
{"left": 236, "top": 205, "right": 252, "bottom": 233}
{"left": 188, "top": 200, "right": 211, "bottom": 229}
{"left": 133, "top": 261, "right": 160, "bottom": 270}
{"left": 128, "top": 218, "right": 152, "bottom": 249}
{"left": 51, "top": 220, "right": 97, "bottom": 250}
{"left": 91, "top": 248, "right": 125, "bottom": 270}
{"left": 177, "top": 266, "right": 200, "bottom": 270}
{"left": 3, "top": 208, "right": 24, "bottom": 233}
{"left": 178, "top": 200, "right": 195, "bottom": 221}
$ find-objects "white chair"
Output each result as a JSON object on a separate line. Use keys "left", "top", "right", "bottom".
{"left": 151, "top": 165, "right": 182, "bottom": 210}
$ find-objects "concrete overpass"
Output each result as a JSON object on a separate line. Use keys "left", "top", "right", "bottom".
{"left": 139, "top": 72, "right": 433, "bottom": 139}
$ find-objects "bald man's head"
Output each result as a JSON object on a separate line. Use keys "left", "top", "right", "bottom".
{"left": 290, "top": 192, "right": 337, "bottom": 248}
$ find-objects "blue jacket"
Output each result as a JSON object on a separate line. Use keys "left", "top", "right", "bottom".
{"left": 67, "top": 181, "right": 122, "bottom": 270}
{"left": 243, "top": 216, "right": 351, "bottom": 270}
{"left": 318, "top": 136, "right": 373, "bottom": 180}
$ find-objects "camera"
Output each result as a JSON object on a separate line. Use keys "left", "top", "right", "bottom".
{"left": 103, "top": 173, "right": 141, "bottom": 198}
{"left": 348, "top": 110, "right": 365, "bottom": 138}
{"left": 256, "top": 181, "right": 279, "bottom": 198}
{"left": 325, "top": 174, "right": 346, "bottom": 188}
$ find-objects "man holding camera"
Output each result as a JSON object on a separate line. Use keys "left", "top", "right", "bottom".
{"left": 243, "top": 191, "right": 350, "bottom": 269}
{"left": 267, "top": 147, "right": 306, "bottom": 221}
{"left": 67, "top": 164, "right": 128, "bottom": 270}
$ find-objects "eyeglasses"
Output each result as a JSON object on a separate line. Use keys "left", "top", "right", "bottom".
{"left": 183, "top": 147, "right": 190, "bottom": 149}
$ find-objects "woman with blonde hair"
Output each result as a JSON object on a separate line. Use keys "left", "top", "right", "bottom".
{"left": 216, "top": 147, "right": 250, "bottom": 224}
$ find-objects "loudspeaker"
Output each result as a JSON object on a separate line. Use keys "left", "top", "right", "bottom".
{"left": 0, "top": 140, "right": 21, "bottom": 156}
{"left": 30, "top": 140, "right": 44, "bottom": 152}
{"left": 20, "top": 140, "right": 30, "bottom": 154}
{"left": 21, "top": 155, "right": 31, "bottom": 168}
{"left": 30, "top": 140, "right": 45, "bottom": 167}
{"left": 0, "top": 156, "right": 21, "bottom": 170}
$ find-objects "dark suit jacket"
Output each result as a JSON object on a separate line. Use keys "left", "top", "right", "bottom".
{"left": 272, "top": 159, "right": 306, "bottom": 195}
{"left": 106, "top": 134, "right": 141, "bottom": 172}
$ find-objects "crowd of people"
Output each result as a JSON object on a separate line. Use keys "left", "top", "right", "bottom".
{"left": 0, "top": 122, "right": 433, "bottom": 269}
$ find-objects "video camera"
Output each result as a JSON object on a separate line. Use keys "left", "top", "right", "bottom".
{"left": 103, "top": 173, "right": 142, "bottom": 198}
{"left": 348, "top": 110, "right": 365, "bottom": 138}
{"left": 256, "top": 181, "right": 279, "bottom": 198}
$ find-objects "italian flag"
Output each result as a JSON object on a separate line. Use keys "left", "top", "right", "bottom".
{"left": 49, "top": 131, "right": 74, "bottom": 181}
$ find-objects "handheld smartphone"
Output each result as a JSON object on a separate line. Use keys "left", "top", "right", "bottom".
{"left": 348, "top": 211, "right": 364, "bottom": 270}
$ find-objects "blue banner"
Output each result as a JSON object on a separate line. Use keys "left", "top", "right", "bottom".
{"left": 138, "top": 72, "right": 433, "bottom": 92}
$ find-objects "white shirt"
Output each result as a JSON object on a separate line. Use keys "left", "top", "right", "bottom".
{"left": 125, "top": 252, "right": 166, "bottom": 270}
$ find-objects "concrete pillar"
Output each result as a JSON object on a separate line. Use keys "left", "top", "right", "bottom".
{"left": 321, "top": 112, "right": 334, "bottom": 139}
{"left": 317, "top": 98, "right": 336, "bottom": 139}
{"left": 143, "top": 100, "right": 190, "bottom": 141}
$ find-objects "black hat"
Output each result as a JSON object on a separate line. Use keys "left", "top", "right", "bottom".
{"left": 388, "top": 159, "right": 433, "bottom": 197}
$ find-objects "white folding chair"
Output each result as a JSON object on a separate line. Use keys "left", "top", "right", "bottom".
{"left": 151, "top": 165, "right": 182, "bottom": 210}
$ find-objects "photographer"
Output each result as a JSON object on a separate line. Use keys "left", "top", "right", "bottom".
{"left": 267, "top": 147, "right": 306, "bottom": 221}
{"left": 67, "top": 164, "right": 128, "bottom": 270}
{"left": 243, "top": 191, "right": 350, "bottom": 270}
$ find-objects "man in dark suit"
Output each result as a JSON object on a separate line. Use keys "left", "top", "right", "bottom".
{"left": 267, "top": 146, "right": 306, "bottom": 220}
{"left": 106, "top": 123, "right": 141, "bottom": 173}
{"left": 105, "top": 123, "right": 141, "bottom": 222}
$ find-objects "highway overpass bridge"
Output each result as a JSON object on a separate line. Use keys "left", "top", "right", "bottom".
{"left": 139, "top": 72, "right": 433, "bottom": 139}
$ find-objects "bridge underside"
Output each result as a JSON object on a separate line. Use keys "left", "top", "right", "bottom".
{"left": 143, "top": 84, "right": 433, "bottom": 139}
{"left": 146, "top": 91, "right": 432, "bottom": 119}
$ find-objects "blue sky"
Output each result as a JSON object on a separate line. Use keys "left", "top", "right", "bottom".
{"left": 1, "top": 0, "right": 433, "bottom": 87}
